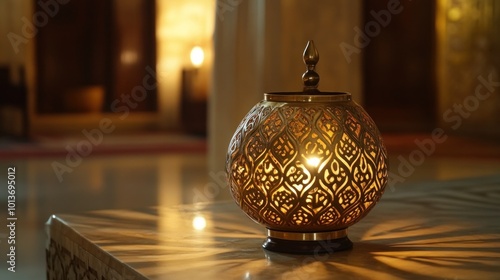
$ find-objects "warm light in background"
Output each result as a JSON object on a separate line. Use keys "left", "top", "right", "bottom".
{"left": 190, "top": 46, "right": 205, "bottom": 68}
{"left": 155, "top": 0, "right": 215, "bottom": 128}
{"left": 120, "top": 50, "right": 138, "bottom": 65}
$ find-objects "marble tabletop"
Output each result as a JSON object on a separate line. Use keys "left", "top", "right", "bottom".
{"left": 46, "top": 175, "right": 500, "bottom": 279}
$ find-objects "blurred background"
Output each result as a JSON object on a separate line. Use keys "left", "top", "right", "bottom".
{"left": 0, "top": 0, "right": 498, "bottom": 167}
{"left": 0, "top": 0, "right": 499, "bottom": 279}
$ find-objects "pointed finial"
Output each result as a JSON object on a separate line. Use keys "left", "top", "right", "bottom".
{"left": 302, "top": 40, "right": 320, "bottom": 93}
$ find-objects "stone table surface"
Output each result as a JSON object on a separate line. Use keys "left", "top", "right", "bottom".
{"left": 46, "top": 175, "right": 500, "bottom": 279}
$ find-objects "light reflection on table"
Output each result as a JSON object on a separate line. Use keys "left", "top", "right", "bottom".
{"left": 46, "top": 175, "right": 500, "bottom": 279}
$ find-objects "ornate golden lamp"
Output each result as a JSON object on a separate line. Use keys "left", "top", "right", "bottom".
{"left": 226, "top": 41, "right": 388, "bottom": 254}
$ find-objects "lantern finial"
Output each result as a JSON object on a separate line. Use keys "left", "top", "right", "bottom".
{"left": 302, "top": 40, "right": 320, "bottom": 93}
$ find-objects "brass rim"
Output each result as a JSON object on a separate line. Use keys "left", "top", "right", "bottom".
{"left": 264, "top": 92, "right": 351, "bottom": 103}
{"left": 267, "top": 228, "right": 348, "bottom": 241}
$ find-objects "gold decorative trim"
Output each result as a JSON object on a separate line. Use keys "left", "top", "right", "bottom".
{"left": 267, "top": 228, "right": 348, "bottom": 241}
{"left": 264, "top": 92, "right": 351, "bottom": 103}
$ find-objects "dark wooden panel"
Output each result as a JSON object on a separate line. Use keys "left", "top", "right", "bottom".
{"left": 35, "top": 0, "right": 156, "bottom": 114}
{"left": 109, "top": 0, "right": 157, "bottom": 112}
{"left": 362, "top": 0, "right": 436, "bottom": 132}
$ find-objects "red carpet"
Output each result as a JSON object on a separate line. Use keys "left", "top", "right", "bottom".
{"left": 0, "top": 133, "right": 207, "bottom": 159}
{"left": 383, "top": 133, "right": 500, "bottom": 159}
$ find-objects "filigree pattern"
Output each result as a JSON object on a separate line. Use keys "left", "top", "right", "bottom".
{"left": 271, "top": 133, "right": 296, "bottom": 165}
{"left": 245, "top": 132, "right": 266, "bottom": 159}
{"left": 46, "top": 238, "right": 126, "bottom": 280}
{"left": 253, "top": 154, "right": 281, "bottom": 191}
{"left": 227, "top": 101, "right": 388, "bottom": 232}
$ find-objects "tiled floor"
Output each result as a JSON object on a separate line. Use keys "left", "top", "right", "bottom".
{"left": 0, "top": 133, "right": 499, "bottom": 279}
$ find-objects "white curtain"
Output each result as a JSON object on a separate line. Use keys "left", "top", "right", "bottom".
{"left": 209, "top": 0, "right": 363, "bottom": 174}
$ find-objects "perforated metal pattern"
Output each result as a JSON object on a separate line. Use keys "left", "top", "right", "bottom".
{"left": 227, "top": 99, "right": 388, "bottom": 232}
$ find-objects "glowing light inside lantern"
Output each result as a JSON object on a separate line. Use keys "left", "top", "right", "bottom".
{"left": 306, "top": 156, "right": 321, "bottom": 167}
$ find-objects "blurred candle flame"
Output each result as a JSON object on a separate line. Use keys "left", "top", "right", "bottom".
{"left": 190, "top": 46, "right": 204, "bottom": 68}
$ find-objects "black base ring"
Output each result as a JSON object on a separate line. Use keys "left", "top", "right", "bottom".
{"left": 262, "top": 236, "right": 353, "bottom": 254}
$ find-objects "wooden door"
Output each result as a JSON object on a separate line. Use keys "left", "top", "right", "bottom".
{"left": 35, "top": 0, "right": 156, "bottom": 114}
{"left": 362, "top": 0, "right": 436, "bottom": 132}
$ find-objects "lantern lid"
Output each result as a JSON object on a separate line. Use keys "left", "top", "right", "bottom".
{"left": 264, "top": 40, "right": 351, "bottom": 103}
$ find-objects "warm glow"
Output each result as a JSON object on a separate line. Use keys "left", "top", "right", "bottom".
{"left": 226, "top": 40, "right": 389, "bottom": 254}
{"left": 120, "top": 50, "right": 138, "bottom": 65}
{"left": 447, "top": 7, "right": 462, "bottom": 21}
{"left": 227, "top": 98, "right": 388, "bottom": 233}
{"left": 192, "top": 215, "right": 207, "bottom": 231}
{"left": 306, "top": 156, "right": 321, "bottom": 167}
{"left": 190, "top": 46, "right": 204, "bottom": 67}
{"left": 155, "top": 0, "right": 215, "bottom": 127}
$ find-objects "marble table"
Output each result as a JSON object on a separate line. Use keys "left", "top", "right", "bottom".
{"left": 46, "top": 175, "right": 500, "bottom": 279}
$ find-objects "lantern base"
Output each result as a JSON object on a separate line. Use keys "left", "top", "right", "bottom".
{"left": 262, "top": 229, "right": 353, "bottom": 254}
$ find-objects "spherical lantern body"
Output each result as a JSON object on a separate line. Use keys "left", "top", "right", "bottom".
{"left": 226, "top": 41, "right": 389, "bottom": 254}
